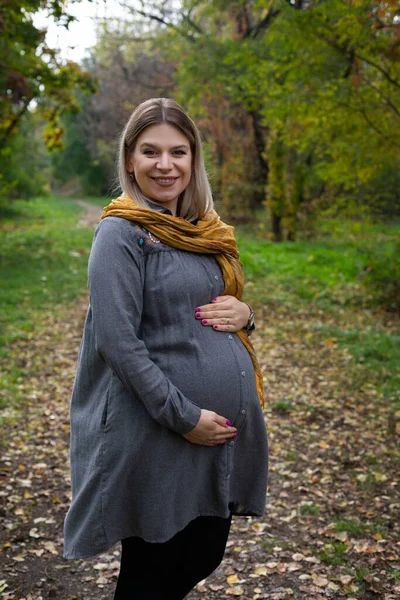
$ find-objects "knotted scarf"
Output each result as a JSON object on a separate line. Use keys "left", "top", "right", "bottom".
{"left": 101, "top": 196, "right": 265, "bottom": 408}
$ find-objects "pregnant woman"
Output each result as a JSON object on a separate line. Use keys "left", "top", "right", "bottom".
{"left": 63, "top": 97, "right": 268, "bottom": 599}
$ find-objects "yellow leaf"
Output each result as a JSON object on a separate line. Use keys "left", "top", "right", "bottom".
{"left": 253, "top": 567, "right": 268, "bottom": 576}
{"left": 12, "top": 553, "right": 27, "bottom": 562}
{"left": 328, "top": 582, "right": 340, "bottom": 591}
{"left": 227, "top": 575, "right": 240, "bottom": 585}
{"left": 43, "top": 541, "right": 58, "bottom": 555}
{"left": 374, "top": 472, "right": 387, "bottom": 482}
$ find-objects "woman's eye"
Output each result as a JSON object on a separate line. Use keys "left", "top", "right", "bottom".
{"left": 143, "top": 149, "right": 156, "bottom": 155}
{"left": 173, "top": 150, "right": 186, "bottom": 155}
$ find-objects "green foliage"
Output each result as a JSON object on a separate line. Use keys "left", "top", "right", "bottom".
{"left": 43, "top": 0, "right": 400, "bottom": 236}
{"left": 141, "top": 0, "right": 400, "bottom": 234}
{"left": 0, "top": 0, "right": 96, "bottom": 144}
{"left": 51, "top": 109, "right": 112, "bottom": 197}
{"left": 0, "top": 113, "right": 50, "bottom": 205}
{"left": 0, "top": 0, "right": 97, "bottom": 199}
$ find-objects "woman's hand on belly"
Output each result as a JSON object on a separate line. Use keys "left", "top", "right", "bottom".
{"left": 183, "top": 409, "right": 237, "bottom": 446}
{"left": 195, "top": 295, "right": 251, "bottom": 332}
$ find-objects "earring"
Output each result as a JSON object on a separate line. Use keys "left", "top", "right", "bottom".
{"left": 128, "top": 172, "right": 134, "bottom": 181}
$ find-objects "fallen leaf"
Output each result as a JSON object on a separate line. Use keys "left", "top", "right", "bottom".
{"left": 29, "top": 528, "right": 40, "bottom": 538}
{"left": 226, "top": 586, "right": 245, "bottom": 596}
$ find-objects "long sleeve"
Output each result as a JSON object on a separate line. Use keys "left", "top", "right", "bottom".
{"left": 88, "top": 217, "right": 201, "bottom": 435}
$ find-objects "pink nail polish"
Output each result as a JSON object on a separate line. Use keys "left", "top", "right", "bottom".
{"left": 223, "top": 440, "right": 227, "bottom": 444}
{"left": 226, "top": 420, "right": 231, "bottom": 426}
{"left": 213, "top": 325, "right": 218, "bottom": 329}
{"left": 202, "top": 319, "right": 208, "bottom": 324}
{"left": 211, "top": 298, "right": 217, "bottom": 302}
{"left": 195, "top": 307, "right": 200, "bottom": 311}
{"left": 195, "top": 312, "right": 201, "bottom": 318}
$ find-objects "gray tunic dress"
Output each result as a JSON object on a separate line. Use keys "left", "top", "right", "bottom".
{"left": 63, "top": 205, "right": 268, "bottom": 560}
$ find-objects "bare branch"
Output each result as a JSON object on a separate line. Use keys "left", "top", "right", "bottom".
{"left": 364, "top": 79, "right": 400, "bottom": 120}
{"left": 358, "top": 107, "right": 400, "bottom": 149}
{"left": 118, "top": 1, "right": 202, "bottom": 40}
{"left": 355, "top": 53, "right": 400, "bottom": 91}
{"left": 247, "top": 7, "right": 281, "bottom": 39}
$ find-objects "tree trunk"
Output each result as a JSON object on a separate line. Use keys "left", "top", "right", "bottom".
{"left": 272, "top": 213, "right": 282, "bottom": 242}
{"left": 249, "top": 110, "right": 269, "bottom": 209}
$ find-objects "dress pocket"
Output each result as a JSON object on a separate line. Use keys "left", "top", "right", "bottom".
{"left": 101, "top": 376, "right": 112, "bottom": 429}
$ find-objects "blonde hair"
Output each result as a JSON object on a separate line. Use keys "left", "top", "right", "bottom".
{"left": 118, "top": 98, "right": 213, "bottom": 221}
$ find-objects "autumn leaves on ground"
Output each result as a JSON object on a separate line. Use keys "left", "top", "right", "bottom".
{"left": 1, "top": 198, "right": 399, "bottom": 600}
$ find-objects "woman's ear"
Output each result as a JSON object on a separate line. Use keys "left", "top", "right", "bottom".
{"left": 125, "top": 148, "right": 134, "bottom": 172}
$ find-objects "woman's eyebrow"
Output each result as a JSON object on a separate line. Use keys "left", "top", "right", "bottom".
{"left": 139, "top": 143, "right": 190, "bottom": 150}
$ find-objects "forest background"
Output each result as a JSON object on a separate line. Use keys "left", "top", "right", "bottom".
{"left": 1, "top": 0, "right": 400, "bottom": 239}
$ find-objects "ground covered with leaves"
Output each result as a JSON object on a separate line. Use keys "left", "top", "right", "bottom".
{"left": 1, "top": 202, "right": 399, "bottom": 599}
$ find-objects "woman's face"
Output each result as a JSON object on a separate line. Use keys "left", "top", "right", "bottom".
{"left": 127, "top": 123, "right": 192, "bottom": 215}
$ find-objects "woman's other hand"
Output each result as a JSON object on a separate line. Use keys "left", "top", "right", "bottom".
{"left": 183, "top": 409, "right": 237, "bottom": 446}
{"left": 195, "top": 296, "right": 251, "bottom": 332}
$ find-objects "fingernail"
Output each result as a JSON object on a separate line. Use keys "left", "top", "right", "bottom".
{"left": 211, "top": 298, "right": 217, "bottom": 302}
{"left": 202, "top": 319, "right": 208, "bottom": 324}
{"left": 226, "top": 420, "right": 231, "bottom": 426}
{"left": 213, "top": 325, "right": 218, "bottom": 329}
{"left": 223, "top": 440, "right": 227, "bottom": 444}
{"left": 195, "top": 312, "right": 201, "bottom": 318}
{"left": 233, "top": 433, "right": 237, "bottom": 437}
{"left": 195, "top": 307, "right": 200, "bottom": 311}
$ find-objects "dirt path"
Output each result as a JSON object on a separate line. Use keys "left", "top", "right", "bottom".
{"left": 74, "top": 200, "right": 103, "bottom": 228}
{"left": 1, "top": 202, "right": 399, "bottom": 600}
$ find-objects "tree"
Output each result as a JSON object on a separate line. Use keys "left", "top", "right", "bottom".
{"left": 51, "top": 27, "right": 177, "bottom": 197}
{"left": 52, "top": 0, "right": 400, "bottom": 236}
{"left": 0, "top": 0, "right": 96, "bottom": 200}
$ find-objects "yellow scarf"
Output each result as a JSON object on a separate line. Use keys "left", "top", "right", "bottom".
{"left": 101, "top": 196, "right": 265, "bottom": 409}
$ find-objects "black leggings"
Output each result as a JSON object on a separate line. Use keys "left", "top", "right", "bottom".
{"left": 113, "top": 514, "right": 232, "bottom": 599}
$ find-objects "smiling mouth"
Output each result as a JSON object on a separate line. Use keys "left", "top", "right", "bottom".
{"left": 152, "top": 177, "right": 178, "bottom": 184}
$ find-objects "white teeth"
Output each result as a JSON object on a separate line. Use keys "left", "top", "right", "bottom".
{"left": 154, "top": 178, "right": 175, "bottom": 183}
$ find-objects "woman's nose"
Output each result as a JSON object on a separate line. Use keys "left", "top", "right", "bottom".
{"left": 156, "top": 153, "right": 172, "bottom": 170}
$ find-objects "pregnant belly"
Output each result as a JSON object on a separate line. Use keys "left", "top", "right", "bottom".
{"left": 148, "top": 330, "right": 257, "bottom": 426}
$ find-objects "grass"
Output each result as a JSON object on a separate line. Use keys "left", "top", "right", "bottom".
{"left": 236, "top": 218, "right": 400, "bottom": 412}
{"left": 236, "top": 218, "right": 400, "bottom": 311}
{"left": 308, "top": 324, "right": 400, "bottom": 406}
{"left": 334, "top": 519, "right": 367, "bottom": 536}
{"left": 299, "top": 503, "right": 320, "bottom": 515}
{"left": 0, "top": 196, "right": 96, "bottom": 350}
{"left": 272, "top": 400, "right": 294, "bottom": 413}
{"left": 319, "top": 541, "right": 348, "bottom": 565}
